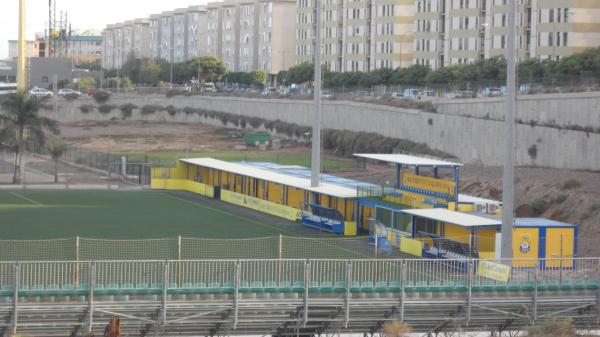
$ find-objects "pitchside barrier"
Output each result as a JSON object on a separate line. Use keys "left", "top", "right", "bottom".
{"left": 0, "top": 236, "right": 407, "bottom": 262}
{"left": 0, "top": 258, "right": 598, "bottom": 294}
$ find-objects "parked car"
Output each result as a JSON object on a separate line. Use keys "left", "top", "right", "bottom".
{"left": 390, "top": 91, "right": 404, "bottom": 98}
{"left": 201, "top": 82, "right": 216, "bottom": 93}
{"left": 321, "top": 90, "right": 332, "bottom": 98}
{"left": 58, "top": 88, "right": 82, "bottom": 97}
{"left": 519, "top": 83, "right": 544, "bottom": 94}
{"left": 403, "top": 88, "right": 422, "bottom": 99}
{"left": 29, "top": 87, "right": 53, "bottom": 97}
{"left": 481, "top": 87, "right": 503, "bottom": 97}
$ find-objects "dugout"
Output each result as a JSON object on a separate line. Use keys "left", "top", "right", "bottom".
{"left": 151, "top": 158, "right": 377, "bottom": 235}
{"left": 512, "top": 218, "right": 578, "bottom": 268}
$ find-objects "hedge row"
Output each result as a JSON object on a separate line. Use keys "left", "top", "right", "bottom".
{"left": 76, "top": 104, "right": 455, "bottom": 159}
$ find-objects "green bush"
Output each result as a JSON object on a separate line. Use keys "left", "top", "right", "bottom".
{"left": 141, "top": 104, "right": 165, "bottom": 115}
{"left": 562, "top": 179, "right": 582, "bottom": 190}
{"left": 93, "top": 90, "right": 111, "bottom": 103}
{"left": 119, "top": 103, "right": 138, "bottom": 119}
{"left": 166, "top": 105, "right": 177, "bottom": 116}
{"left": 529, "top": 199, "right": 550, "bottom": 217}
{"left": 79, "top": 104, "right": 95, "bottom": 113}
{"left": 528, "top": 144, "right": 538, "bottom": 160}
{"left": 98, "top": 104, "right": 117, "bottom": 114}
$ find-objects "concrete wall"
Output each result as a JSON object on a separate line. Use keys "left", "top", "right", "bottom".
{"left": 434, "top": 92, "right": 600, "bottom": 129}
{"left": 43, "top": 94, "right": 600, "bottom": 170}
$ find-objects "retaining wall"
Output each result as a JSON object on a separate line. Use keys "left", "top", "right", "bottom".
{"left": 40, "top": 94, "right": 600, "bottom": 170}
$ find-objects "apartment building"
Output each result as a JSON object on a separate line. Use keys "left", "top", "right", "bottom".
{"left": 239, "top": 0, "right": 258, "bottom": 72}
{"left": 149, "top": 14, "right": 162, "bottom": 60}
{"left": 187, "top": 6, "right": 208, "bottom": 59}
{"left": 258, "top": 0, "right": 297, "bottom": 74}
{"left": 297, "top": 0, "right": 600, "bottom": 72}
{"left": 133, "top": 19, "right": 151, "bottom": 59}
{"left": 206, "top": 3, "right": 224, "bottom": 60}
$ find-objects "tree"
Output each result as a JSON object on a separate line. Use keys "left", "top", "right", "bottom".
{"left": 139, "top": 60, "right": 161, "bottom": 85}
{"left": 77, "top": 59, "right": 102, "bottom": 71}
{"left": 248, "top": 70, "right": 267, "bottom": 87}
{"left": 77, "top": 77, "right": 97, "bottom": 91}
{"left": 189, "top": 56, "right": 227, "bottom": 84}
{"left": 47, "top": 139, "right": 67, "bottom": 183}
{"left": 0, "top": 92, "right": 60, "bottom": 183}
{"left": 286, "top": 62, "right": 314, "bottom": 84}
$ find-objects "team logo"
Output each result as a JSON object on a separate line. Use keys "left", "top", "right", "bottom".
{"left": 519, "top": 235, "right": 531, "bottom": 254}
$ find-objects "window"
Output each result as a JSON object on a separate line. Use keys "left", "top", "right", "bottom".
{"left": 41, "top": 76, "right": 49, "bottom": 83}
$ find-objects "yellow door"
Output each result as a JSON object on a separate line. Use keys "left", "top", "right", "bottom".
{"left": 545, "top": 228, "right": 574, "bottom": 268}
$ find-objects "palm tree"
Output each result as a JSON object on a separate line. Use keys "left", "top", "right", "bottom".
{"left": 0, "top": 92, "right": 59, "bottom": 183}
{"left": 47, "top": 139, "right": 67, "bottom": 183}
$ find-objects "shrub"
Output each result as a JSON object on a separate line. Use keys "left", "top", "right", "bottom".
{"left": 119, "top": 103, "right": 137, "bottom": 119}
{"left": 93, "top": 89, "right": 111, "bottom": 103}
{"left": 166, "top": 105, "right": 177, "bottom": 116}
{"left": 553, "top": 194, "right": 568, "bottom": 205}
{"left": 562, "top": 179, "right": 582, "bottom": 190}
{"left": 141, "top": 104, "right": 164, "bottom": 115}
{"left": 528, "top": 144, "right": 537, "bottom": 160}
{"left": 79, "top": 104, "right": 95, "bottom": 113}
{"left": 529, "top": 199, "right": 550, "bottom": 217}
{"left": 183, "top": 107, "right": 194, "bottom": 115}
{"left": 527, "top": 319, "right": 576, "bottom": 337}
{"left": 98, "top": 104, "right": 117, "bottom": 114}
{"left": 64, "top": 93, "right": 80, "bottom": 101}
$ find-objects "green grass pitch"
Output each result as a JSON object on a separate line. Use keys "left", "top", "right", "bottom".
{"left": 0, "top": 190, "right": 335, "bottom": 240}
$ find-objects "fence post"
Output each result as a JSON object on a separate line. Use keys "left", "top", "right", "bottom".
{"left": 345, "top": 261, "right": 352, "bottom": 328}
{"left": 278, "top": 234, "right": 283, "bottom": 260}
{"left": 76, "top": 236, "right": 80, "bottom": 285}
{"left": 533, "top": 261, "right": 539, "bottom": 323}
{"left": 12, "top": 263, "right": 19, "bottom": 336}
{"left": 466, "top": 260, "right": 473, "bottom": 325}
{"left": 88, "top": 262, "right": 96, "bottom": 335}
{"left": 161, "top": 261, "right": 169, "bottom": 331}
{"left": 233, "top": 261, "right": 240, "bottom": 330}
{"left": 303, "top": 260, "right": 310, "bottom": 327}
{"left": 177, "top": 236, "right": 182, "bottom": 261}
{"left": 400, "top": 260, "right": 406, "bottom": 323}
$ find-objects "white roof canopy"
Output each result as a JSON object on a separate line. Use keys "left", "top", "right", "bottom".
{"left": 401, "top": 208, "right": 501, "bottom": 227}
{"left": 181, "top": 158, "right": 359, "bottom": 199}
{"left": 458, "top": 194, "right": 502, "bottom": 206}
{"left": 354, "top": 154, "right": 463, "bottom": 167}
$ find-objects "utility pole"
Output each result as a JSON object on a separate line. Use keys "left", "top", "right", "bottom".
{"left": 310, "top": 0, "right": 322, "bottom": 188}
{"left": 17, "top": 0, "right": 27, "bottom": 91}
{"left": 501, "top": 0, "right": 516, "bottom": 259}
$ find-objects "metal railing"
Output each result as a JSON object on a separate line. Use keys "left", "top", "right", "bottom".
{"left": 1, "top": 258, "right": 598, "bottom": 294}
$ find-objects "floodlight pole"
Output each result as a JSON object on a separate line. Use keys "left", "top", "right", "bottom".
{"left": 501, "top": 0, "right": 516, "bottom": 259}
{"left": 311, "top": 0, "right": 322, "bottom": 188}
{"left": 17, "top": 0, "right": 27, "bottom": 91}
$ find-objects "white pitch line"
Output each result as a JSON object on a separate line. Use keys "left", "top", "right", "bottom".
{"left": 10, "top": 192, "right": 43, "bottom": 206}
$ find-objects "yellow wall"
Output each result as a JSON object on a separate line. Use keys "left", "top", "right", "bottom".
{"left": 221, "top": 189, "right": 301, "bottom": 221}
{"left": 444, "top": 224, "right": 471, "bottom": 244}
{"left": 150, "top": 178, "right": 214, "bottom": 198}
{"left": 545, "top": 228, "right": 575, "bottom": 268}
{"left": 287, "top": 187, "right": 305, "bottom": 209}
{"left": 513, "top": 228, "right": 539, "bottom": 268}
{"left": 477, "top": 228, "right": 497, "bottom": 255}
{"left": 402, "top": 172, "right": 456, "bottom": 197}
{"left": 267, "top": 182, "right": 284, "bottom": 204}
{"left": 384, "top": 190, "right": 443, "bottom": 208}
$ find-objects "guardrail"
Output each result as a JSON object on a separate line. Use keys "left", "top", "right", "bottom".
{"left": 0, "top": 258, "right": 598, "bottom": 295}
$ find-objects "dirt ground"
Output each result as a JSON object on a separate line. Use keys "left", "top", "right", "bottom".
{"left": 54, "top": 120, "right": 600, "bottom": 256}
{"left": 59, "top": 120, "right": 249, "bottom": 153}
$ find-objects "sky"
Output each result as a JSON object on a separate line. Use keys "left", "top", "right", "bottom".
{"left": 0, "top": 0, "right": 208, "bottom": 58}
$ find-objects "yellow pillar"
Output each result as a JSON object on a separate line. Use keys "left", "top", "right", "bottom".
{"left": 17, "top": 0, "right": 27, "bottom": 91}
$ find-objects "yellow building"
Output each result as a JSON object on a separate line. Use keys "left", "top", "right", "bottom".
{"left": 152, "top": 158, "right": 364, "bottom": 235}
